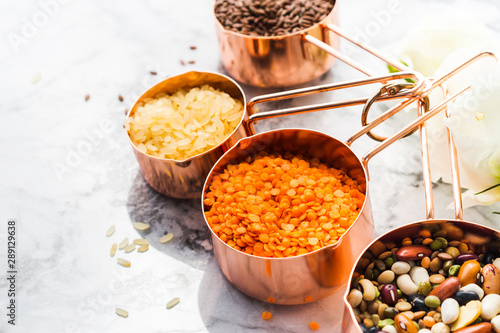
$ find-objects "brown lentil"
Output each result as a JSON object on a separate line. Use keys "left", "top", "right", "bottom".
{"left": 204, "top": 152, "right": 364, "bottom": 257}
{"left": 214, "top": 0, "right": 335, "bottom": 37}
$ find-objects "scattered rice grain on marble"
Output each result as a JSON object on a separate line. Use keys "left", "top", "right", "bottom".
{"left": 159, "top": 233, "right": 174, "bottom": 244}
{"left": 106, "top": 225, "right": 116, "bottom": 237}
{"left": 133, "top": 222, "right": 150, "bottom": 231}
{"left": 124, "top": 244, "right": 136, "bottom": 253}
{"left": 31, "top": 73, "right": 41, "bottom": 83}
{"left": 119, "top": 237, "right": 129, "bottom": 250}
{"left": 117, "top": 258, "right": 131, "bottom": 267}
{"left": 166, "top": 297, "right": 180, "bottom": 309}
{"left": 138, "top": 244, "right": 149, "bottom": 253}
{"left": 110, "top": 243, "right": 117, "bottom": 257}
{"left": 133, "top": 238, "right": 148, "bottom": 245}
{"left": 115, "top": 308, "right": 129, "bottom": 318}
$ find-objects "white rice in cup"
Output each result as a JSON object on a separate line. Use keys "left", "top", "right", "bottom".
{"left": 125, "top": 85, "right": 244, "bottom": 161}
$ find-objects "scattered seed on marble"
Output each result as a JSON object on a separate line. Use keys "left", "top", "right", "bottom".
{"left": 110, "top": 243, "right": 117, "bottom": 257}
{"left": 180, "top": 60, "right": 185, "bottom": 66}
{"left": 150, "top": 71, "right": 157, "bottom": 75}
{"left": 84, "top": 94, "right": 90, "bottom": 101}
{"left": 190, "top": 45, "right": 197, "bottom": 50}
{"left": 119, "top": 238, "right": 129, "bottom": 250}
{"left": 159, "top": 233, "right": 174, "bottom": 244}
{"left": 117, "top": 258, "right": 131, "bottom": 267}
{"left": 166, "top": 297, "right": 180, "bottom": 310}
{"left": 133, "top": 238, "right": 148, "bottom": 245}
{"left": 188, "top": 60, "right": 195, "bottom": 64}
{"left": 115, "top": 307, "right": 129, "bottom": 318}
{"left": 118, "top": 95, "right": 124, "bottom": 102}
{"left": 138, "top": 244, "right": 149, "bottom": 253}
{"left": 133, "top": 222, "right": 150, "bottom": 231}
{"left": 124, "top": 244, "right": 135, "bottom": 253}
{"left": 106, "top": 225, "right": 115, "bottom": 237}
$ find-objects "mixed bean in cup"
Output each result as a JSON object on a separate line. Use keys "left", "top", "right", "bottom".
{"left": 343, "top": 221, "right": 500, "bottom": 333}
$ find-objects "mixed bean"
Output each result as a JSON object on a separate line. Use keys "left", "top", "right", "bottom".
{"left": 214, "top": 0, "right": 335, "bottom": 37}
{"left": 347, "top": 224, "right": 500, "bottom": 333}
{"left": 203, "top": 152, "right": 365, "bottom": 257}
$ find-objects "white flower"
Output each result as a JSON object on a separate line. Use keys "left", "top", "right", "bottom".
{"left": 395, "top": 12, "right": 500, "bottom": 208}
{"left": 427, "top": 47, "right": 500, "bottom": 207}
{"left": 397, "top": 12, "right": 493, "bottom": 77}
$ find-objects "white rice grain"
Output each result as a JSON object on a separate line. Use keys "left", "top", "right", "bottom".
{"left": 106, "top": 225, "right": 115, "bottom": 237}
{"left": 117, "top": 258, "right": 131, "bottom": 267}
{"left": 115, "top": 308, "right": 129, "bottom": 318}
{"left": 138, "top": 244, "right": 149, "bottom": 253}
{"left": 159, "top": 233, "right": 174, "bottom": 244}
{"left": 110, "top": 243, "right": 117, "bottom": 257}
{"left": 133, "top": 222, "right": 150, "bottom": 231}
{"left": 124, "top": 244, "right": 135, "bottom": 253}
{"left": 119, "top": 238, "right": 129, "bottom": 250}
{"left": 166, "top": 297, "right": 180, "bottom": 310}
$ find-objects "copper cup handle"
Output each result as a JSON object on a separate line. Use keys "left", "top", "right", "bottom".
{"left": 418, "top": 83, "right": 464, "bottom": 221}
{"left": 244, "top": 71, "right": 425, "bottom": 135}
{"left": 358, "top": 86, "right": 470, "bottom": 180}
{"left": 302, "top": 23, "right": 411, "bottom": 77}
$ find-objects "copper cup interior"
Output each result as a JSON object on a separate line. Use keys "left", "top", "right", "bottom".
{"left": 214, "top": 0, "right": 339, "bottom": 87}
{"left": 202, "top": 128, "right": 376, "bottom": 304}
{"left": 126, "top": 71, "right": 248, "bottom": 199}
{"left": 341, "top": 220, "right": 500, "bottom": 332}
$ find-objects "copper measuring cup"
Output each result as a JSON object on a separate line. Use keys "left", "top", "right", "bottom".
{"left": 200, "top": 71, "right": 481, "bottom": 305}
{"left": 214, "top": 0, "right": 338, "bottom": 87}
{"left": 341, "top": 62, "right": 500, "bottom": 331}
{"left": 214, "top": 0, "right": 392, "bottom": 87}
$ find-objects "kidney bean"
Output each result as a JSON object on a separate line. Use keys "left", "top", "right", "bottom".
{"left": 429, "top": 277, "right": 460, "bottom": 302}
{"left": 394, "top": 313, "right": 417, "bottom": 333}
{"left": 455, "top": 254, "right": 480, "bottom": 265}
{"left": 380, "top": 284, "right": 399, "bottom": 306}
{"left": 453, "top": 290, "right": 481, "bottom": 306}
{"left": 458, "top": 260, "right": 482, "bottom": 286}
{"left": 408, "top": 293, "right": 430, "bottom": 312}
{"left": 481, "top": 294, "right": 500, "bottom": 320}
{"left": 395, "top": 245, "right": 433, "bottom": 261}
{"left": 397, "top": 274, "right": 419, "bottom": 296}
{"left": 482, "top": 264, "right": 500, "bottom": 295}
{"left": 453, "top": 322, "right": 492, "bottom": 333}
{"left": 441, "top": 298, "right": 460, "bottom": 324}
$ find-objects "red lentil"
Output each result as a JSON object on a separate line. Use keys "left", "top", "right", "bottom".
{"left": 203, "top": 152, "right": 365, "bottom": 257}
{"left": 262, "top": 311, "right": 272, "bottom": 320}
{"left": 310, "top": 322, "right": 320, "bottom": 330}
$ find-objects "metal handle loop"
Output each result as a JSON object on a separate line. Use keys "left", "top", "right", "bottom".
{"left": 361, "top": 82, "right": 420, "bottom": 142}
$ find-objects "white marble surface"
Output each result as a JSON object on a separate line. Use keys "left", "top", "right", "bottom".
{"left": 1, "top": 0, "right": 500, "bottom": 332}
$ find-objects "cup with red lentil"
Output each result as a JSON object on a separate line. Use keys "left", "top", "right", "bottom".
{"left": 202, "top": 128, "right": 375, "bottom": 304}
{"left": 200, "top": 77, "right": 469, "bottom": 304}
